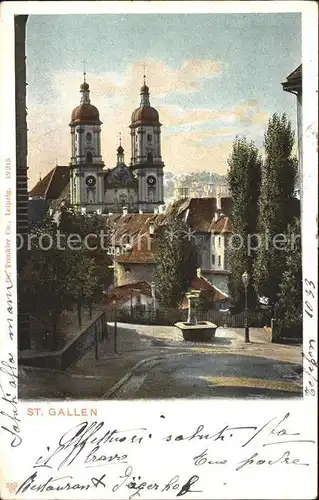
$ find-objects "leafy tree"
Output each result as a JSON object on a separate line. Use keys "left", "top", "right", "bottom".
{"left": 19, "top": 209, "right": 113, "bottom": 348}
{"left": 276, "top": 218, "right": 302, "bottom": 334}
{"left": 59, "top": 208, "right": 113, "bottom": 323}
{"left": 154, "top": 214, "right": 198, "bottom": 309}
{"left": 254, "top": 113, "right": 298, "bottom": 309}
{"left": 197, "top": 289, "right": 215, "bottom": 317}
{"left": 20, "top": 216, "right": 75, "bottom": 348}
{"left": 66, "top": 253, "right": 98, "bottom": 327}
{"left": 227, "top": 137, "right": 262, "bottom": 310}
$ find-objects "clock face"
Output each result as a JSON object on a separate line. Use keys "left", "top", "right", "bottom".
{"left": 147, "top": 175, "right": 156, "bottom": 186}
{"left": 86, "top": 175, "right": 96, "bottom": 187}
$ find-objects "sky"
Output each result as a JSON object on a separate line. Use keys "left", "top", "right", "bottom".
{"left": 26, "top": 13, "right": 301, "bottom": 189}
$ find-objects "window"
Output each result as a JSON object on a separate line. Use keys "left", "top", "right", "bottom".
{"left": 86, "top": 132, "right": 92, "bottom": 142}
{"left": 147, "top": 134, "right": 152, "bottom": 142}
{"left": 218, "top": 256, "right": 221, "bottom": 266}
{"left": 147, "top": 152, "right": 153, "bottom": 162}
{"left": 148, "top": 187, "right": 155, "bottom": 202}
{"left": 86, "top": 151, "right": 93, "bottom": 164}
{"left": 119, "top": 193, "right": 128, "bottom": 206}
{"left": 218, "top": 236, "right": 221, "bottom": 247}
{"left": 212, "top": 254, "right": 215, "bottom": 265}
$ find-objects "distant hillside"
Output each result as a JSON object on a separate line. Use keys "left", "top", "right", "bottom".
{"left": 164, "top": 171, "right": 227, "bottom": 199}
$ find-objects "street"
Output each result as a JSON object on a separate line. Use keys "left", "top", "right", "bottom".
{"left": 108, "top": 351, "right": 302, "bottom": 399}
{"left": 19, "top": 325, "right": 303, "bottom": 400}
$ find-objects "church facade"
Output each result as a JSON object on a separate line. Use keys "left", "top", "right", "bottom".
{"left": 36, "top": 75, "right": 165, "bottom": 214}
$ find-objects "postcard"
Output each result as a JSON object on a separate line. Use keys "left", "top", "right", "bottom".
{"left": 0, "top": 1, "right": 318, "bottom": 499}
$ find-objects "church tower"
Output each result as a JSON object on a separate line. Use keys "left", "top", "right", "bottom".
{"left": 130, "top": 77, "right": 164, "bottom": 212}
{"left": 69, "top": 75, "right": 104, "bottom": 213}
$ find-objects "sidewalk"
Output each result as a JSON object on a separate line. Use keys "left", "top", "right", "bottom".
{"left": 232, "top": 327, "right": 271, "bottom": 344}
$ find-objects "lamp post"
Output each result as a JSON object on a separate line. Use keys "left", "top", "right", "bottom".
{"left": 150, "top": 281, "right": 156, "bottom": 315}
{"left": 113, "top": 299, "right": 118, "bottom": 354}
{"left": 242, "top": 271, "right": 250, "bottom": 343}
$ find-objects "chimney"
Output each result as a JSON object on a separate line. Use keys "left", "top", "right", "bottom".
{"left": 196, "top": 268, "right": 202, "bottom": 279}
{"left": 214, "top": 211, "right": 219, "bottom": 222}
{"left": 96, "top": 208, "right": 102, "bottom": 215}
{"left": 81, "top": 207, "right": 86, "bottom": 215}
{"left": 154, "top": 207, "right": 159, "bottom": 214}
{"left": 122, "top": 206, "right": 128, "bottom": 216}
{"left": 149, "top": 222, "right": 155, "bottom": 238}
{"left": 139, "top": 209, "right": 143, "bottom": 214}
{"left": 158, "top": 205, "right": 165, "bottom": 214}
{"left": 108, "top": 211, "right": 113, "bottom": 216}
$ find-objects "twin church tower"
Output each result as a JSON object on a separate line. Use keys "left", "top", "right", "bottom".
{"left": 69, "top": 74, "right": 165, "bottom": 213}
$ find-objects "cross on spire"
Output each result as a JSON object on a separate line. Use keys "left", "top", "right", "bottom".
{"left": 143, "top": 62, "right": 147, "bottom": 84}
{"left": 119, "top": 132, "right": 122, "bottom": 146}
{"left": 83, "top": 60, "right": 86, "bottom": 82}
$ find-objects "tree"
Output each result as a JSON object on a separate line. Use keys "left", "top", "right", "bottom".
{"left": 197, "top": 289, "right": 215, "bottom": 317}
{"left": 227, "top": 137, "right": 262, "bottom": 310}
{"left": 154, "top": 214, "right": 198, "bottom": 309}
{"left": 19, "top": 209, "right": 113, "bottom": 348}
{"left": 66, "top": 253, "right": 98, "bottom": 327}
{"left": 254, "top": 113, "right": 298, "bottom": 309}
{"left": 59, "top": 208, "right": 113, "bottom": 323}
{"left": 276, "top": 217, "right": 302, "bottom": 334}
{"left": 20, "top": 216, "right": 75, "bottom": 349}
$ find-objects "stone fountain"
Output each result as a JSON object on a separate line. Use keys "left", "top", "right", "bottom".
{"left": 175, "top": 290, "right": 217, "bottom": 341}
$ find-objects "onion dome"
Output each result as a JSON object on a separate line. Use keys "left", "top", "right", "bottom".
{"left": 131, "top": 106, "right": 159, "bottom": 126}
{"left": 130, "top": 78, "right": 161, "bottom": 127}
{"left": 70, "top": 104, "right": 101, "bottom": 125}
{"left": 117, "top": 144, "right": 124, "bottom": 155}
{"left": 140, "top": 82, "right": 149, "bottom": 94}
{"left": 69, "top": 79, "right": 102, "bottom": 126}
{"left": 80, "top": 81, "right": 89, "bottom": 91}
{"left": 116, "top": 136, "right": 125, "bottom": 165}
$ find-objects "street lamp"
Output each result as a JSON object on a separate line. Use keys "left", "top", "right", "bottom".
{"left": 150, "top": 281, "right": 156, "bottom": 315}
{"left": 113, "top": 299, "right": 118, "bottom": 354}
{"left": 242, "top": 271, "right": 250, "bottom": 343}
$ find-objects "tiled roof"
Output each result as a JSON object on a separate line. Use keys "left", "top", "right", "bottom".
{"left": 209, "top": 215, "right": 233, "bottom": 233}
{"left": 104, "top": 281, "right": 157, "bottom": 306}
{"left": 29, "top": 165, "right": 70, "bottom": 200}
{"left": 109, "top": 197, "right": 233, "bottom": 263}
{"left": 167, "top": 197, "right": 232, "bottom": 232}
{"left": 286, "top": 64, "right": 302, "bottom": 81}
{"left": 181, "top": 275, "right": 228, "bottom": 309}
{"left": 116, "top": 244, "right": 155, "bottom": 264}
{"left": 282, "top": 64, "right": 302, "bottom": 92}
{"left": 109, "top": 212, "right": 166, "bottom": 264}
